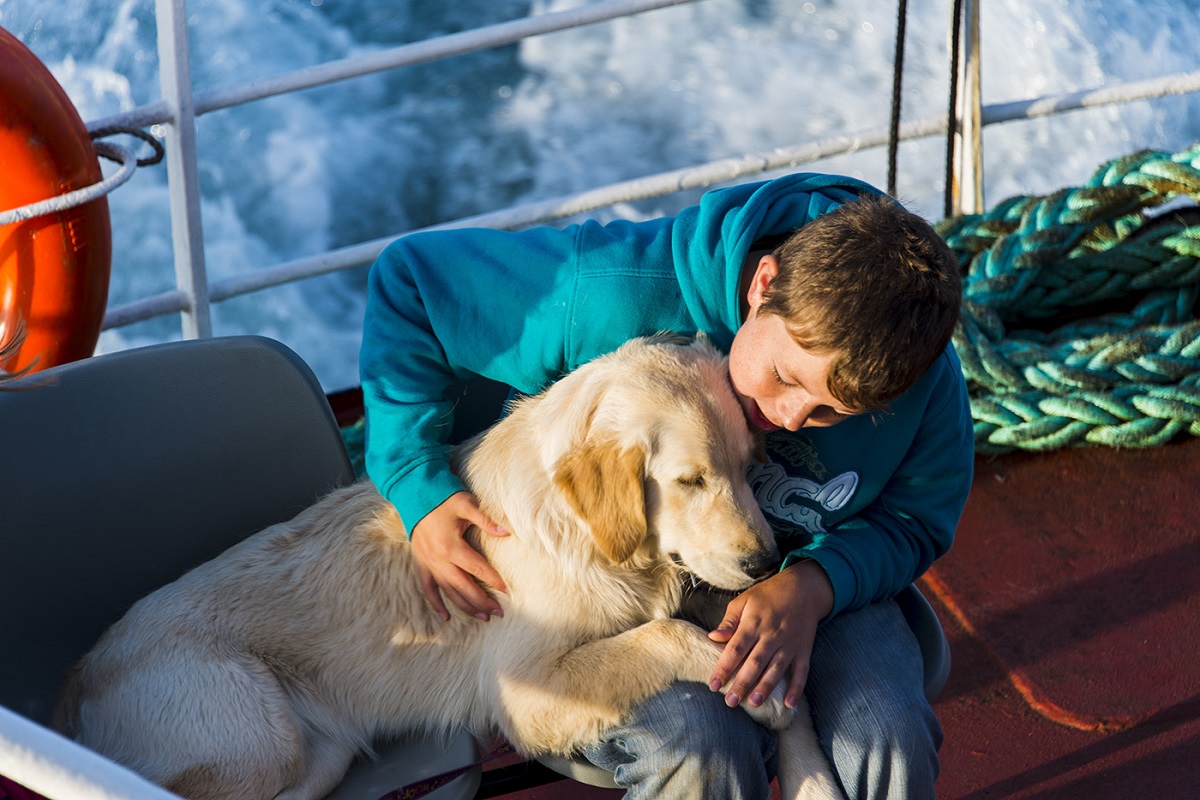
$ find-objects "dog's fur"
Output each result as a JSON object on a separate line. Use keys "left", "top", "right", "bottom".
{"left": 53, "top": 335, "right": 843, "bottom": 800}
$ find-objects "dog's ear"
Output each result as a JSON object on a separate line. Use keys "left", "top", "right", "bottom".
{"left": 554, "top": 436, "right": 647, "bottom": 563}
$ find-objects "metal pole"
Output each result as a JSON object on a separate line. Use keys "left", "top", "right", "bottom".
{"left": 950, "top": 0, "right": 983, "bottom": 215}
{"left": 154, "top": 0, "right": 211, "bottom": 338}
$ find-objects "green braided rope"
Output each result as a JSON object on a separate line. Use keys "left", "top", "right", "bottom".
{"left": 936, "top": 142, "right": 1200, "bottom": 454}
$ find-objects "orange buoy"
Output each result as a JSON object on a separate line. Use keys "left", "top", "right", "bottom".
{"left": 1, "top": 27, "right": 112, "bottom": 376}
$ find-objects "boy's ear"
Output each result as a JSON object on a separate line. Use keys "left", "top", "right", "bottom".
{"left": 746, "top": 254, "right": 780, "bottom": 310}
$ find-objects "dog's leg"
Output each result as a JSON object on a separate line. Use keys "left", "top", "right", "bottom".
{"left": 498, "top": 617, "right": 793, "bottom": 755}
{"left": 271, "top": 731, "right": 357, "bottom": 800}
{"left": 774, "top": 699, "right": 845, "bottom": 800}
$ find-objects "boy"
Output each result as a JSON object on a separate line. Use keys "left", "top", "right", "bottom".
{"left": 360, "top": 172, "right": 973, "bottom": 799}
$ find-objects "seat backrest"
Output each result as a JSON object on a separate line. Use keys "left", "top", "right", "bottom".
{"left": 0, "top": 336, "right": 355, "bottom": 725}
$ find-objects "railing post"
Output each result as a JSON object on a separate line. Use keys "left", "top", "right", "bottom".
{"left": 154, "top": 0, "right": 211, "bottom": 338}
{"left": 949, "top": 0, "right": 983, "bottom": 216}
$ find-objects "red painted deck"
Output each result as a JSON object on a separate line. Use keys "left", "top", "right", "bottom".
{"left": 928, "top": 436, "right": 1200, "bottom": 799}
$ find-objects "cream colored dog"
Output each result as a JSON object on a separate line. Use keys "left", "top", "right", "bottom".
{"left": 53, "top": 335, "right": 843, "bottom": 800}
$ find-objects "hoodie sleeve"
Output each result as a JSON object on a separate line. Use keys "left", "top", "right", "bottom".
{"left": 359, "top": 216, "right": 687, "bottom": 531}
{"left": 359, "top": 226, "right": 580, "bottom": 531}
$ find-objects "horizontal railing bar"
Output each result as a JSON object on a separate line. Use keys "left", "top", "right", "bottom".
{"left": 86, "top": 0, "right": 702, "bottom": 134}
{"left": 87, "top": 100, "right": 170, "bottom": 136}
{"left": 87, "top": 56, "right": 1200, "bottom": 146}
{"left": 985, "top": 69, "right": 1200, "bottom": 123}
{"left": 195, "top": 0, "right": 703, "bottom": 116}
{"left": 102, "top": 290, "right": 190, "bottom": 330}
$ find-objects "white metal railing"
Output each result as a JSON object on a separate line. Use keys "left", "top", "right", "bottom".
{"left": 153, "top": 0, "right": 209, "bottom": 338}
{"left": 103, "top": 69, "right": 1200, "bottom": 332}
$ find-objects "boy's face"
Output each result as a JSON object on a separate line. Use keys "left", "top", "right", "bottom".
{"left": 729, "top": 255, "right": 858, "bottom": 432}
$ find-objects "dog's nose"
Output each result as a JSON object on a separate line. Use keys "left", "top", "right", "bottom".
{"left": 741, "top": 551, "right": 781, "bottom": 581}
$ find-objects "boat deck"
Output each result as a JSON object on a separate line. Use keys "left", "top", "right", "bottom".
{"left": 930, "top": 436, "right": 1200, "bottom": 799}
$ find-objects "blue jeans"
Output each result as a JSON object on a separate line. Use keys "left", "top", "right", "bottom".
{"left": 579, "top": 599, "right": 941, "bottom": 799}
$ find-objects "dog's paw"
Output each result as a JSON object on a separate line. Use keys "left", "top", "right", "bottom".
{"left": 739, "top": 682, "right": 795, "bottom": 731}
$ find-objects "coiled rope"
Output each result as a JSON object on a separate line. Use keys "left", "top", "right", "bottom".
{"left": 937, "top": 142, "right": 1200, "bottom": 454}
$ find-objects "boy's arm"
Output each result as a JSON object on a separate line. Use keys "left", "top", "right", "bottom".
{"left": 784, "top": 350, "right": 975, "bottom": 618}
{"left": 359, "top": 228, "right": 580, "bottom": 530}
{"left": 360, "top": 237, "right": 469, "bottom": 528}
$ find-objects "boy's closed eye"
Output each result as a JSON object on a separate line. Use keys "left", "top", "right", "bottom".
{"left": 771, "top": 365, "right": 854, "bottom": 424}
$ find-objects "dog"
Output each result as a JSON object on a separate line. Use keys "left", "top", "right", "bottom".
{"left": 53, "top": 334, "right": 844, "bottom": 800}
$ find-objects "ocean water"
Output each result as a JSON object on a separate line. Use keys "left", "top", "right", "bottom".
{"left": 4, "top": 0, "right": 1200, "bottom": 390}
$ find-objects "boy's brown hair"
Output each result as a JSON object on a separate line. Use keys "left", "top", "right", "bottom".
{"left": 759, "top": 194, "right": 961, "bottom": 412}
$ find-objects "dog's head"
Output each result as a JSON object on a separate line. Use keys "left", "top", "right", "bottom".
{"left": 551, "top": 334, "right": 779, "bottom": 591}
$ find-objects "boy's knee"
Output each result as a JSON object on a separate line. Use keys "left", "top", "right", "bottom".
{"left": 584, "top": 682, "right": 778, "bottom": 799}
{"left": 829, "top": 698, "right": 941, "bottom": 800}
{"left": 643, "top": 682, "right": 777, "bottom": 758}
{"left": 866, "top": 704, "right": 941, "bottom": 761}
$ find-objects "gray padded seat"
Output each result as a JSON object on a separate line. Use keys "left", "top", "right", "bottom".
{"left": 0, "top": 336, "right": 477, "bottom": 800}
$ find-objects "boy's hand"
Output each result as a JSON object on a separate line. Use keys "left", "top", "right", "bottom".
{"left": 707, "top": 559, "right": 834, "bottom": 710}
{"left": 410, "top": 491, "right": 509, "bottom": 622}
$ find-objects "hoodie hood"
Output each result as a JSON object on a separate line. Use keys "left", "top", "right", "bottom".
{"left": 671, "top": 173, "right": 883, "bottom": 351}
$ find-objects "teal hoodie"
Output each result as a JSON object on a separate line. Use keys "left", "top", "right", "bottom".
{"left": 360, "top": 173, "right": 973, "bottom": 617}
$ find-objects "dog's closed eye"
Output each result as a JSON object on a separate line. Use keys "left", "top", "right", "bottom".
{"left": 675, "top": 473, "right": 706, "bottom": 489}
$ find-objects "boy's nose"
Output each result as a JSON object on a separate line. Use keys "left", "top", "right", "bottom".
{"left": 780, "top": 394, "right": 817, "bottom": 430}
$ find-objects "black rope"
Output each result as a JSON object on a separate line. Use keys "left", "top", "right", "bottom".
{"left": 887, "top": 0, "right": 908, "bottom": 198}
{"left": 89, "top": 125, "right": 166, "bottom": 167}
{"left": 943, "top": 0, "right": 965, "bottom": 219}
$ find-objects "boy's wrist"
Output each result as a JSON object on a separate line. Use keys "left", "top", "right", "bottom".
{"left": 781, "top": 558, "right": 834, "bottom": 620}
